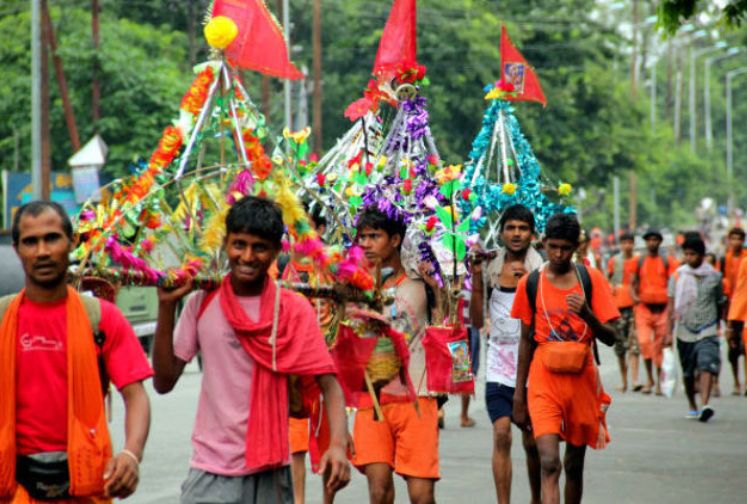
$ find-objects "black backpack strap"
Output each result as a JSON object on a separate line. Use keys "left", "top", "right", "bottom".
{"left": 80, "top": 295, "right": 109, "bottom": 396}
{"left": 526, "top": 269, "right": 540, "bottom": 314}
{"left": 575, "top": 263, "right": 593, "bottom": 305}
{"left": 526, "top": 270, "right": 540, "bottom": 349}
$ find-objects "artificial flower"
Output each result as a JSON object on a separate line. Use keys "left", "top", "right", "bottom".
{"left": 502, "top": 182, "right": 517, "bottom": 195}
{"left": 204, "top": 16, "right": 239, "bottom": 50}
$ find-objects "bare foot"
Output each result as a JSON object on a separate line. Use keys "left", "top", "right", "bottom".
{"left": 616, "top": 384, "right": 628, "bottom": 393}
{"left": 460, "top": 417, "right": 476, "bottom": 428}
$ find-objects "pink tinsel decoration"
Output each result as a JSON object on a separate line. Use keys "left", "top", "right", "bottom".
{"left": 227, "top": 169, "right": 255, "bottom": 204}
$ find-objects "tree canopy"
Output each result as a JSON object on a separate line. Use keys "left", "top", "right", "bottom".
{"left": 1, "top": 0, "right": 746, "bottom": 232}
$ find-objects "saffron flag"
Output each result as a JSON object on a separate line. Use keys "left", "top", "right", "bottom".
{"left": 372, "top": 0, "right": 418, "bottom": 75}
{"left": 213, "top": 0, "right": 304, "bottom": 80}
{"left": 500, "top": 26, "right": 547, "bottom": 106}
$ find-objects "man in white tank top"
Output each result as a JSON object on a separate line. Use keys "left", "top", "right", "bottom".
{"left": 470, "top": 205, "right": 544, "bottom": 504}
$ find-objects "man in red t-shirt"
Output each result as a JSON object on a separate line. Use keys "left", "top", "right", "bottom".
{"left": 1, "top": 201, "right": 152, "bottom": 502}
{"left": 631, "top": 229, "right": 678, "bottom": 395}
{"left": 512, "top": 213, "right": 619, "bottom": 504}
{"left": 607, "top": 232, "right": 640, "bottom": 392}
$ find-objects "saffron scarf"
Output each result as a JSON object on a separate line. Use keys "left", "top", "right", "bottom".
{"left": 218, "top": 276, "right": 337, "bottom": 472}
{"left": 0, "top": 288, "right": 112, "bottom": 498}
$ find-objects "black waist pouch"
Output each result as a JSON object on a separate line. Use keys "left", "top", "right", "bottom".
{"left": 16, "top": 452, "right": 70, "bottom": 500}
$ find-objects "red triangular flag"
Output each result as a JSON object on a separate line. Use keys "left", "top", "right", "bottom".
{"left": 213, "top": 0, "right": 304, "bottom": 80}
{"left": 372, "top": 0, "right": 418, "bottom": 75}
{"left": 500, "top": 26, "right": 547, "bottom": 106}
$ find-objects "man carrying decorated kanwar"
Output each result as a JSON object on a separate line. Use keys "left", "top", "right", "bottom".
{"left": 512, "top": 213, "right": 618, "bottom": 504}
{"left": 469, "top": 204, "right": 543, "bottom": 504}
{"left": 153, "top": 196, "right": 350, "bottom": 504}
{"left": 631, "top": 228, "right": 678, "bottom": 395}
{"left": 352, "top": 207, "right": 437, "bottom": 504}
{"left": 719, "top": 227, "right": 747, "bottom": 395}
{"left": 607, "top": 232, "right": 641, "bottom": 392}
{"left": 666, "top": 235, "right": 725, "bottom": 422}
{"left": 1, "top": 201, "right": 153, "bottom": 503}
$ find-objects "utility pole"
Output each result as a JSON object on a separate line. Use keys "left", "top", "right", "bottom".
{"left": 31, "top": 0, "right": 43, "bottom": 199}
{"left": 92, "top": 0, "right": 101, "bottom": 125}
{"left": 674, "top": 57, "right": 683, "bottom": 142}
{"left": 31, "top": 0, "right": 51, "bottom": 200}
{"left": 705, "top": 48, "right": 741, "bottom": 151}
{"left": 689, "top": 44, "right": 727, "bottom": 154}
{"left": 630, "top": 0, "right": 639, "bottom": 99}
{"left": 689, "top": 46, "right": 696, "bottom": 152}
{"left": 312, "top": 0, "right": 323, "bottom": 154}
{"left": 628, "top": 0, "right": 639, "bottom": 231}
{"left": 43, "top": 0, "right": 80, "bottom": 152}
{"left": 281, "top": 0, "right": 292, "bottom": 130}
{"left": 650, "top": 62, "right": 657, "bottom": 130}
{"left": 726, "top": 67, "right": 747, "bottom": 216}
{"left": 261, "top": 76, "right": 271, "bottom": 119}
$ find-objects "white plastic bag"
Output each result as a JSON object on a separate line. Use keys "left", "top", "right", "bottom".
{"left": 660, "top": 347, "right": 678, "bottom": 398}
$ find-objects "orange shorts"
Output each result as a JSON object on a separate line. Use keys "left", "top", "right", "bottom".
{"left": 352, "top": 397, "right": 440, "bottom": 480}
{"left": 289, "top": 416, "right": 310, "bottom": 454}
{"left": 528, "top": 349, "right": 609, "bottom": 449}
{"left": 8, "top": 485, "right": 110, "bottom": 503}
{"left": 635, "top": 304, "right": 668, "bottom": 367}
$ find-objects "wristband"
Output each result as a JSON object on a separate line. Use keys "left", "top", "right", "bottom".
{"left": 120, "top": 449, "right": 141, "bottom": 466}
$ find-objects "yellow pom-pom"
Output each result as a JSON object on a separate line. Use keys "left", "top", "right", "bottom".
{"left": 204, "top": 16, "right": 238, "bottom": 50}
{"left": 558, "top": 183, "right": 572, "bottom": 196}
{"left": 502, "top": 182, "right": 517, "bottom": 195}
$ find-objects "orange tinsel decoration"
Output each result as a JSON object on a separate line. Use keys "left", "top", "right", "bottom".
{"left": 243, "top": 130, "right": 273, "bottom": 180}
{"left": 181, "top": 66, "right": 215, "bottom": 115}
{"left": 149, "top": 126, "right": 183, "bottom": 169}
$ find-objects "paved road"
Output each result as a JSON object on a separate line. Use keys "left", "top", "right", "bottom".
{"left": 112, "top": 345, "right": 747, "bottom": 503}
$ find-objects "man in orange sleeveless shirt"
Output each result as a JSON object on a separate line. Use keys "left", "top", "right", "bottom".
{"left": 607, "top": 232, "right": 640, "bottom": 392}
{"left": 631, "top": 229, "right": 678, "bottom": 395}
{"left": 1, "top": 201, "right": 152, "bottom": 503}
{"left": 352, "top": 208, "right": 436, "bottom": 504}
{"left": 513, "top": 213, "right": 619, "bottom": 504}
{"left": 720, "top": 227, "right": 747, "bottom": 395}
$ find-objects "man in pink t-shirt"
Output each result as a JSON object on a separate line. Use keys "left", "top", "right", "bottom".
{"left": 1, "top": 201, "right": 152, "bottom": 501}
{"left": 153, "top": 196, "right": 350, "bottom": 504}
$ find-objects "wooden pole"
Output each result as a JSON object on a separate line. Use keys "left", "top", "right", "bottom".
{"left": 43, "top": 0, "right": 81, "bottom": 152}
{"left": 91, "top": 0, "right": 101, "bottom": 125}
{"left": 262, "top": 76, "right": 271, "bottom": 119}
{"left": 40, "top": 0, "right": 51, "bottom": 200}
{"left": 312, "top": 0, "right": 323, "bottom": 154}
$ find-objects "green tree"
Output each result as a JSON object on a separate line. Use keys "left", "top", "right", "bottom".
{"left": 658, "top": 0, "right": 747, "bottom": 35}
{"left": 0, "top": 6, "right": 191, "bottom": 177}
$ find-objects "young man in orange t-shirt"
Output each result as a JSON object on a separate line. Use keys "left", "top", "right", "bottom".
{"left": 513, "top": 213, "right": 619, "bottom": 504}
{"left": 631, "top": 229, "right": 678, "bottom": 395}
{"left": 720, "top": 227, "right": 747, "bottom": 395}
{"left": 607, "top": 232, "right": 640, "bottom": 392}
